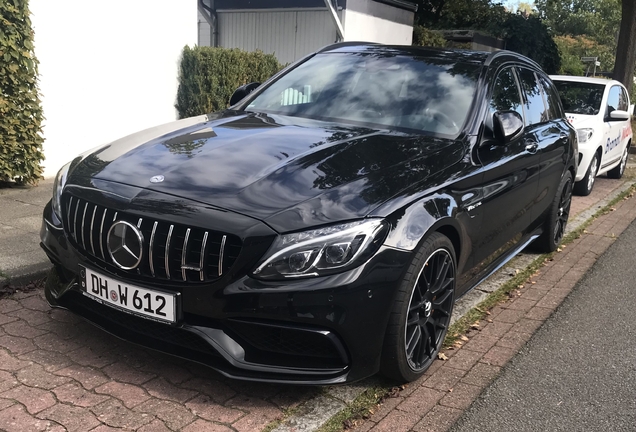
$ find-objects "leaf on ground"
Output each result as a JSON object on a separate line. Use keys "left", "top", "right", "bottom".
{"left": 486, "top": 318, "right": 493, "bottom": 323}
{"left": 531, "top": 281, "right": 536, "bottom": 284}
{"left": 556, "top": 247, "right": 562, "bottom": 252}
{"left": 470, "top": 323, "right": 480, "bottom": 330}
{"left": 459, "top": 335, "right": 469, "bottom": 342}
{"left": 438, "top": 352, "right": 448, "bottom": 361}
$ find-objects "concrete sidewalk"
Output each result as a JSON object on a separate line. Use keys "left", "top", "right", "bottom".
{"left": 0, "top": 171, "right": 634, "bottom": 432}
{"left": 0, "top": 179, "right": 53, "bottom": 286}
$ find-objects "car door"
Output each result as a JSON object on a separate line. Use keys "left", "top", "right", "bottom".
{"left": 522, "top": 70, "right": 571, "bottom": 225}
{"left": 602, "top": 85, "right": 629, "bottom": 170}
{"left": 472, "top": 66, "right": 541, "bottom": 273}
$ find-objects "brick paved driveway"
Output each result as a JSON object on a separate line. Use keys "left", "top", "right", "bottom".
{"left": 0, "top": 291, "right": 319, "bottom": 431}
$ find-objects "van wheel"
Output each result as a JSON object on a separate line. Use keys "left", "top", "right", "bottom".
{"left": 380, "top": 233, "right": 456, "bottom": 383}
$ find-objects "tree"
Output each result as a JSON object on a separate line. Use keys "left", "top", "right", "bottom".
{"left": 412, "top": 1, "right": 560, "bottom": 73}
{"left": 613, "top": 0, "right": 636, "bottom": 93}
{"left": 535, "top": 0, "right": 621, "bottom": 46}
{"left": 493, "top": 14, "right": 561, "bottom": 74}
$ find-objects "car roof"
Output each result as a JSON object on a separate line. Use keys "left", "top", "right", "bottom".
{"left": 318, "top": 43, "right": 542, "bottom": 69}
{"left": 549, "top": 75, "right": 624, "bottom": 88}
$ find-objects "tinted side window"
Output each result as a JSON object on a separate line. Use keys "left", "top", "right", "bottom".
{"left": 517, "top": 68, "right": 548, "bottom": 126}
{"left": 489, "top": 68, "right": 523, "bottom": 117}
{"left": 607, "top": 85, "right": 624, "bottom": 114}
{"left": 539, "top": 75, "right": 563, "bottom": 119}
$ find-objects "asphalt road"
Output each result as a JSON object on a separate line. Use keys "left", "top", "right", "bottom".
{"left": 450, "top": 219, "right": 636, "bottom": 432}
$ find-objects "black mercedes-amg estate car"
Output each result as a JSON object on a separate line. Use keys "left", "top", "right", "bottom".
{"left": 41, "top": 43, "right": 576, "bottom": 384}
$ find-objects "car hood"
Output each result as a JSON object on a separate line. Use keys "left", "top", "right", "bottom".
{"left": 564, "top": 113, "right": 598, "bottom": 128}
{"left": 70, "top": 112, "right": 464, "bottom": 232}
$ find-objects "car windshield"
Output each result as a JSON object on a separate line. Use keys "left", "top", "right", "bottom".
{"left": 553, "top": 81, "right": 605, "bottom": 115}
{"left": 245, "top": 52, "right": 481, "bottom": 136}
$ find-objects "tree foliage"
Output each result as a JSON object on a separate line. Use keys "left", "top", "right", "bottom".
{"left": 0, "top": 0, "right": 44, "bottom": 184}
{"left": 412, "top": 1, "right": 560, "bottom": 74}
{"left": 554, "top": 35, "right": 615, "bottom": 75}
{"left": 412, "top": 26, "right": 447, "bottom": 48}
{"left": 175, "top": 46, "right": 283, "bottom": 119}
{"left": 535, "top": 0, "right": 621, "bottom": 46}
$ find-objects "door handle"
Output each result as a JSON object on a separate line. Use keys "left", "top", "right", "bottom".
{"left": 525, "top": 142, "right": 539, "bottom": 154}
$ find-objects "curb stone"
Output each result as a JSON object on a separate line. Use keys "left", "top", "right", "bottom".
{"left": 270, "top": 178, "right": 636, "bottom": 432}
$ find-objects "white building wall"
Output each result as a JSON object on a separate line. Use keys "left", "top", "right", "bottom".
{"left": 342, "top": 0, "right": 413, "bottom": 45}
{"left": 216, "top": 9, "right": 337, "bottom": 64}
{"left": 30, "top": 0, "right": 198, "bottom": 177}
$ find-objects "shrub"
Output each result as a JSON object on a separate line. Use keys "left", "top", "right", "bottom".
{"left": 0, "top": 0, "right": 44, "bottom": 184}
{"left": 175, "top": 46, "right": 283, "bottom": 118}
{"left": 413, "top": 26, "right": 447, "bottom": 48}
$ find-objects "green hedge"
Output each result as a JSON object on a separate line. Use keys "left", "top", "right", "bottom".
{"left": 0, "top": 0, "right": 44, "bottom": 184}
{"left": 175, "top": 46, "right": 283, "bottom": 119}
{"left": 413, "top": 26, "right": 448, "bottom": 48}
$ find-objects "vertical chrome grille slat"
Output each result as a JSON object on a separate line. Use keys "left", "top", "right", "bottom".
{"left": 113, "top": 212, "right": 118, "bottom": 222}
{"left": 89, "top": 204, "right": 97, "bottom": 256}
{"left": 181, "top": 228, "right": 191, "bottom": 281}
{"left": 218, "top": 235, "right": 227, "bottom": 277}
{"left": 99, "top": 208, "right": 107, "bottom": 260}
{"left": 137, "top": 218, "right": 143, "bottom": 228}
{"left": 149, "top": 221, "right": 158, "bottom": 277}
{"left": 200, "top": 232, "right": 208, "bottom": 282}
{"left": 72, "top": 199, "right": 80, "bottom": 242}
{"left": 66, "top": 196, "right": 74, "bottom": 235}
{"left": 165, "top": 224, "right": 174, "bottom": 280}
{"left": 80, "top": 202, "right": 88, "bottom": 249}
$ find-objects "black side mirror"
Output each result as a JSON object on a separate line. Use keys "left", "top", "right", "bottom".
{"left": 229, "top": 82, "right": 261, "bottom": 106}
{"left": 493, "top": 111, "right": 524, "bottom": 144}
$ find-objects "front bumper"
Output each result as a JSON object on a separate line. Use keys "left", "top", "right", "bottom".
{"left": 575, "top": 140, "right": 601, "bottom": 182}
{"left": 40, "top": 194, "right": 412, "bottom": 384}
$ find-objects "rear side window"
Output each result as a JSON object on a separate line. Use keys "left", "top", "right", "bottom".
{"left": 538, "top": 75, "right": 564, "bottom": 119}
{"left": 517, "top": 68, "right": 548, "bottom": 126}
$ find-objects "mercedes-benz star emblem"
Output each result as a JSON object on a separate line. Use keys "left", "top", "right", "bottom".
{"left": 107, "top": 221, "right": 144, "bottom": 270}
{"left": 150, "top": 175, "right": 164, "bottom": 183}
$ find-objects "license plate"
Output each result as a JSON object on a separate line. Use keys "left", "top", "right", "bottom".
{"left": 80, "top": 266, "right": 177, "bottom": 323}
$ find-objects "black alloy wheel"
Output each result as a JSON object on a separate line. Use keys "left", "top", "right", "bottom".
{"left": 533, "top": 171, "right": 573, "bottom": 253}
{"left": 381, "top": 233, "right": 456, "bottom": 382}
{"left": 553, "top": 175, "right": 572, "bottom": 245}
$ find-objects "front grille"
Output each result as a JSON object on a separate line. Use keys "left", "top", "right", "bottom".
{"left": 63, "top": 195, "right": 242, "bottom": 284}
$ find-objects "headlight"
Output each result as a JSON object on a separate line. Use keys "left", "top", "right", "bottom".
{"left": 52, "top": 161, "right": 72, "bottom": 220}
{"left": 576, "top": 128, "right": 594, "bottom": 144}
{"left": 253, "top": 219, "right": 388, "bottom": 280}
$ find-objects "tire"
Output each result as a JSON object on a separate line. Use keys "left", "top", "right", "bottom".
{"left": 533, "top": 171, "right": 573, "bottom": 253}
{"left": 607, "top": 144, "right": 629, "bottom": 179}
{"left": 380, "top": 232, "right": 456, "bottom": 383}
{"left": 573, "top": 152, "right": 598, "bottom": 196}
